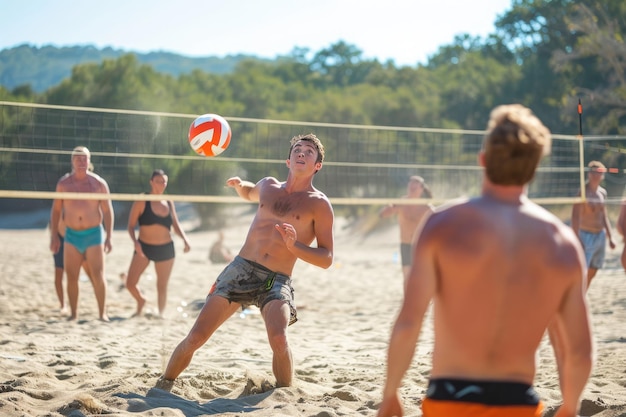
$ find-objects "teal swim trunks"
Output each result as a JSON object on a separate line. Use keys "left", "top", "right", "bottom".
{"left": 65, "top": 225, "right": 105, "bottom": 254}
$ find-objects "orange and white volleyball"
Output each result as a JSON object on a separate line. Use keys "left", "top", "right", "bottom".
{"left": 188, "top": 113, "right": 232, "bottom": 157}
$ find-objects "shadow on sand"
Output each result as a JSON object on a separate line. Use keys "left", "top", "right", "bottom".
{"left": 115, "top": 386, "right": 274, "bottom": 416}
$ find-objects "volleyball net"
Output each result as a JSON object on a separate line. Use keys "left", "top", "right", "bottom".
{"left": 2, "top": 100, "right": 623, "bottom": 219}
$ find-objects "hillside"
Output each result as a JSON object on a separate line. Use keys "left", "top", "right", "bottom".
{"left": 0, "top": 44, "right": 267, "bottom": 92}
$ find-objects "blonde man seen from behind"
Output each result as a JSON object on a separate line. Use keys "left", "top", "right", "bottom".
{"left": 378, "top": 105, "right": 592, "bottom": 417}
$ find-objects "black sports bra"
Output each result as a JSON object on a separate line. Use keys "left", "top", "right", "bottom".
{"left": 138, "top": 199, "right": 173, "bottom": 229}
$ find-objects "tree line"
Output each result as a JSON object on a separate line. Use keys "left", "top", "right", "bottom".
{"left": 1, "top": 0, "right": 625, "bottom": 219}
{"left": 1, "top": 0, "right": 623, "bottom": 137}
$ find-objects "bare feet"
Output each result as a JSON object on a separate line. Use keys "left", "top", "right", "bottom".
{"left": 155, "top": 376, "right": 174, "bottom": 391}
{"left": 242, "top": 376, "right": 275, "bottom": 395}
{"left": 135, "top": 298, "right": 146, "bottom": 317}
{"left": 99, "top": 315, "right": 110, "bottom": 322}
{"left": 118, "top": 273, "right": 127, "bottom": 291}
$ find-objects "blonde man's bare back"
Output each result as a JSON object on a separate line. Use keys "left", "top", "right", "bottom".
{"left": 379, "top": 104, "right": 592, "bottom": 417}
{"left": 418, "top": 195, "right": 588, "bottom": 383}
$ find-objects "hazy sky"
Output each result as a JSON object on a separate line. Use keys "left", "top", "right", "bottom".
{"left": 0, "top": 0, "right": 513, "bottom": 66}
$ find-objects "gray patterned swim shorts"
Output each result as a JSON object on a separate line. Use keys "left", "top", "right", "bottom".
{"left": 208, "top": 256, "right": 297, "bottom": 325}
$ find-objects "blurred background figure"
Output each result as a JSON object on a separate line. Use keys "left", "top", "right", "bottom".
{"left": 209, "top": 230, "right": 234, "bottom": 264}
{"left": 379, "top": 175, "right": 434, "bottom": 289}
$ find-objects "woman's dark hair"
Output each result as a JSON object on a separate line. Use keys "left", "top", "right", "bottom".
{"left": 151, "top": 169, "right": 166, "bottom": 179}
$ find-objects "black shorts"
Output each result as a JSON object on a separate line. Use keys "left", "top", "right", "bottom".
{"left": 400, "top": 243, "right": 412, "bottom": 267}
{"left": 138, "top": 240, "right": 175, "bottom": 262}
{"left": 426, "top": 378, "right": 541, "bottom": 406}
{"left": 53, "top": 233, "right": 64, "bottom": 268}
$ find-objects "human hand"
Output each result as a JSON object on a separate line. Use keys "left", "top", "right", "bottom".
{"left": 134, "top": 241, "right": 145, "bottom": 258}
{"left": 275, "top": 223, "right": 297, "bottom": 249}
{"left": 376, "top": 394, "right": 403, "bottom": 417}
{"left": 50, "top": 234, "right": 61, "bottom": 254}
{"left": 225, "top": 177, "right": 242, "bottom": 188}
{"left": 104, "top": 237, "right": 113, "bottom": 254}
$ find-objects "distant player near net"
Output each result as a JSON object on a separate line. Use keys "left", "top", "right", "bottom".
{"left": 571, "top": 160, "right": 616, "bottom": 288}
{"left": 156, "top": 133, "right": 334, "bottom": 390}
{"left": 50, "top": 146, "right": 114, "bottom": 322}
{"left": 379, "top": 176, "right": 434, "bottom": 289}
{"left": 377, "top": 105, "right": 592, "bottom": 417}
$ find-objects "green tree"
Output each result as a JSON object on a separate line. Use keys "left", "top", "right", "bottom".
{"left": 494, "top": 0, "right": 584, "bottom": 128}
{"left": 551, "top": 2, "right": 626, "bottom": 134}
{"left": 427, "top": 35, "right": 521, "bottom": 129}
{"left": 309, "top": 41, "right": 381, "bottom": 87}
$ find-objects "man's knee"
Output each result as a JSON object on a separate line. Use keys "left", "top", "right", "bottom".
{"left": 65, "top": 268, "right": 81, "bottom": 282}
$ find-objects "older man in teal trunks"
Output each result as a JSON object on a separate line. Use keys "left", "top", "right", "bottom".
{"left": 50, "top": 146, "right": 114, "bottom": 321}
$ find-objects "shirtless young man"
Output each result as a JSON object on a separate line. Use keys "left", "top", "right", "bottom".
{"left": 378, "top": 105, "right": 593, "bottom": 417}
{"left": 50, "top": 146, "right": 114, "bottom": 321}
{"left": 157, "top": 133, "right": 334, "bottom": 389}
{"left": 379, "top": 176, "right": 434, "bottom": 286}
{"left": 571, "top": 160, "right": 616, "bottom": 287}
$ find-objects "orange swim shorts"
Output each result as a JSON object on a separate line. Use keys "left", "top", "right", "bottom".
{"left": 422, "top": 398, "right": 544, "bottom": 417}
{"left": 422, "top": 378, "right": 544, "bottom": 417}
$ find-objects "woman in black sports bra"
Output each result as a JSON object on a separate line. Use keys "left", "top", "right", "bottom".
{"left": 125, "top": 169, "right": 191, "bottom": 317}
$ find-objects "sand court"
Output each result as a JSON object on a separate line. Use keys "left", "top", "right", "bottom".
{"left": 0, "top": 220, "right": 625, "bottom": 416}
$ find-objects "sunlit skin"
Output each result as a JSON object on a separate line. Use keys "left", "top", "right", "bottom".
{"left": 617, "top": 201, "right": 626, "bottom": 271}
{"left": 378, "top": 106, "right": 592, "bottom": 417}
{"left": 49, "top": 149, "right": 113, "bottom": 321}
{"left": 159, "top": 137, "right": 334, "bottom": 388}
{"left": 125, "top": 172, "right": 191, "bottom": 317}
{"left": 379, "top": 177, "right": 433, "bottom": 286}
{"left": 571, "top": 167, "right": 615, "bottom": 286}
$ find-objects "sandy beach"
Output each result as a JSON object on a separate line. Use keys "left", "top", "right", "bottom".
{"left": 0, "top": 213, "right": 625, "bottom": 417}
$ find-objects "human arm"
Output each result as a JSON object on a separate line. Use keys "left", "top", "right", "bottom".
{"left": 226, "top": 176, "right": 259, "bottom": 201}
{"left": 551, "top": 244, "right": 593, "bottom": 417}
{"left": 100, "top": 180, "right": 114, "bottom": 254}
{"left": 127, "top": 201, "right": 145, "bottom": 257}
{"left": 378, "top": 218, "right": 437, "bottom": 417}
{"left": 170, "top": 201, "right": 191, "bottom": 253}
{"left": 603, "top": 204, "right": 615, "bottom": 249}
{"left": 616, "top": 200, "right": 626, "bottom": 238}
{"left": 49, "top": 196, "right": 63, "bottom": 254}
{"left": 570, "top": 203, "right": 581, "bottom": 237}
{"left": 379, "top": 203, "right": 398, "bottom": 219}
